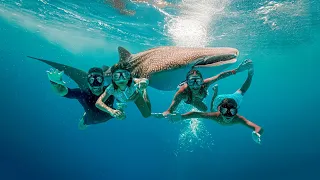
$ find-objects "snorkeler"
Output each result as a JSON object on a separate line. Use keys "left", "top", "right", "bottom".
{"left": 152, "top": 59, "right": 253, "bottom": 118}
{"left": 164, "top": 61, "right": 263, "bottom": 144}
{"left": 47, "top": 67, "right": 115, "bottom": 130}
{"left": 95, "top": 62, "right": 151, "bottom": 119}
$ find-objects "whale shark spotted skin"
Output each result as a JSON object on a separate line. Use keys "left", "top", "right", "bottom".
{"left": 104, "top": 46, "right": 239, "bottom": 91}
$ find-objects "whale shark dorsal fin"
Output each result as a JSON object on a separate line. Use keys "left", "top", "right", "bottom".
{"left": 118, "top": 46, "right": 131, "bottom": 62}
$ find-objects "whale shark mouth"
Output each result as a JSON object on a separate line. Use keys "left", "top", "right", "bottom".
{"left": 193, "top": 54, "right": 238, "bottom": 67}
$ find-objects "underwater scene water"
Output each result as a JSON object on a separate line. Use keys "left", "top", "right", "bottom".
{"left": 0, "top": 0, "right": 319, "bottom": 179}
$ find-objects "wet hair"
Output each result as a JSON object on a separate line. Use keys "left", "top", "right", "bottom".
{"left": 186, "top": 69, "right": 203, "bottom": 79}
{"left": 110, "top": 62, "right": 133, "bottom": 90}
{"left": 88, "top": 67, "right": 103, "bottom": 75}
{"left": 219, "top": 98, "right": 238, "bottom": 108}
{"left": 184, "top": 69, "right": 207, "bottom": 104}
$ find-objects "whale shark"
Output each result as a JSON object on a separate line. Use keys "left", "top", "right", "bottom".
{"left": 104, "top": 46, "right": 239, "bottom": 91}
{"left": 28, "top": 46, "right": 239, "bottom": 91}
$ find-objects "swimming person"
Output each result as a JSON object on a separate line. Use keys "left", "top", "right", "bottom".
{"left": 47, "top": 67, "right": 115, "bottom": 130}
{"left": 164, "top": 62, "right": 263, "bottom": 144}
{"left": 152, "top": 59, "right": 253, "bottom": 118}
{"left": 95, "top": 62, "right": 151, "bottom": 119}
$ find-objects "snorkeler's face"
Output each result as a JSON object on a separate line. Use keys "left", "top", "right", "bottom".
{"left": 187, "top": 75, "right": 203, "bottom": 90}
{"left": 219, "top": 102, "right": 238, "bottom": 120}
{"left": 112, "top": 69, "right": 131, "bottom": 86}
{"left": 88, "top": 72, "right": 104, "bottom": 94}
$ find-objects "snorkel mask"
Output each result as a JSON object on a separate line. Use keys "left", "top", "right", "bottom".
{"left": 112, "top": 70, "right": 131, "bottom": 83}
{"left": 186, "top": 69, "right": 203, "bottom": 89}
{"left": 88, "top": 74, "right": 104, "bottom": 87}
{"left": 187, "top": 78, "right": 203, "bottom": 87}
{"left": 219, "top": 101, "right": 238, "bottom": 118}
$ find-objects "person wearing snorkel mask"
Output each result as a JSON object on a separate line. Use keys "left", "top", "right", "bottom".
{"left": 95, "top": 62, "right": 151, "bottom": 119}
{"left": 47, "top": 67, "right": 115, "bottom": 130}
{"left": 163, "top": 61, "right": 264, "bottom": 144}
{"left": 151, "top": 59, "right": 252, "bottom": 118}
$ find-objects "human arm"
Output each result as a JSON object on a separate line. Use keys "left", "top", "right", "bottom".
{"left": 50, "top": 81, "right": 68, "bottom": 96}
{"left": 181, "top": 111, "right": 220, "bottom": 120}
{"left": 203, "top": 69, "right": 238, "bottom": 86}
{"left": 95, "top": 88, "right": 115, "bottom": 114}
{"left": 133, "top": 78, "right": 149, "bottom": 91}
{"left": 210, "top": 84, "right": 219, "bottom": 111}
{"left": 95, "top": 88, "right": 124, "bottom": 119}
{"left": 162, "top": 89, "right": 185, "bottom": 116}
{"left": 165, "top": 111, "right": 219, "bottom": 123}
{"left": 236, "top": 115, "right": 263, "bottom": 134}
{"left": 236, "top": 115, "right": 263, "bottom": 144}
{"left": 204, "top": 59, "right": 253, "bottom": 86}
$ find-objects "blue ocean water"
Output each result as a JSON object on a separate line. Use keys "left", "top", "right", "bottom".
{"left": 0, "top": 0, "right": 319, "bottom": 180}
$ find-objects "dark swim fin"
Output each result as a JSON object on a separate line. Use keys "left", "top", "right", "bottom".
{"left": 27, "top": 56, "right": 88, "bottom": 89}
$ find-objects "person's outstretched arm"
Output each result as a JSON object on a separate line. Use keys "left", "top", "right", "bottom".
{"left": 237, "top": 67, "right": 254, "bottom": 95}
{"left": 50, "top": 81, "right": 68, "bottom": 96}
{"left": 163, "top": 89, "right": 184, "bottom": 115}
{"left": 181, "top": 111, "right": 219, "bottom": 120}
{"left": 204, "top": 69, "right": 237, "bottom": 86}
{"left": 95, "top": 89, "right": 115, "bottom": 115}
{"left": 204, "top": 59, "right": 252, "bottom": 86}
{"left": 236, "top": 115, "right": 263, "bottom": 134}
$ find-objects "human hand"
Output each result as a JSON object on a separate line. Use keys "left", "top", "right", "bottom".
{"left": 46, "top": 68, "right": 65, "bottom": 85}
{"left": 135, "top": 79, "right": 149, "bottom": 91}
{"left": 111, "top": 109, "right": 126, "bottom": 120}
{"left": 236, "top": 59, "right": 253, "bottom": 73}
{"left": 116, "top": 103, "right": 127, "bottom": 111}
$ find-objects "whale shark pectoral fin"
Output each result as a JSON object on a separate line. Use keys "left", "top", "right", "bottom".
{"left": 27, "top": 56, "right": 88, "bottom": 89}
{"left": 118, "top": 46, "right": 131, "bottom": 63}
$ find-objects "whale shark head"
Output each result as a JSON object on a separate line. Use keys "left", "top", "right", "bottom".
{"left": 104, "top": 46, "right": 239, "bottom": 91}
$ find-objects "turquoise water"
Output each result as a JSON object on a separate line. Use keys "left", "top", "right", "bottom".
{"left": 0, "top": 0, "right": 319, "bottom": 179}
